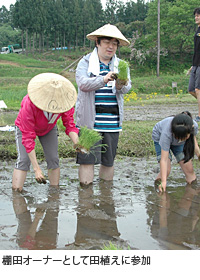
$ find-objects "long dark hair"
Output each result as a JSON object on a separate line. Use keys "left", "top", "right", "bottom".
{"left": 171, "top": 111, "right": 194, "bottom": 163}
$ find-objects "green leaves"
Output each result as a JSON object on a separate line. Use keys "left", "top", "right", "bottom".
{"left": 77, "top": 126, "right": 103, "bottom": 152}
{"left": 118, "top": 60, "right": 129, "bottom": 81}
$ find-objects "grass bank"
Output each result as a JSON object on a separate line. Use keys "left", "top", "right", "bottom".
{"left": 0, "top": 52, "right": 197, "bottom": 160}
{"left": 0, "top": 119, "right": 157, "bottom": 160}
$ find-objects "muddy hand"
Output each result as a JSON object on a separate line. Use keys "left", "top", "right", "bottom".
{"left": 35, "top": 169, "right": 47, "bottom": 184}
{"left": 74, "top": 144, "right": 88, "bottom": 154}
{"left": 158, "top": 182, "right": 166, "bottom": 193}
{"left": 116, "top": 78, "right": 128, "bottom": 90}
{"left": 103, "top": 72, "right": 116, "bottom": 83}
{"left": 111, "top": 73, "right": 118, "bottom": 80}
{"left": 36, "top": 177, "right": 47, "bottom": 184}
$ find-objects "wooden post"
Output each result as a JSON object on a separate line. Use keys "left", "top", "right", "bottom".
{"left": 157, "top": 0, "right": 160, "bottom": 77}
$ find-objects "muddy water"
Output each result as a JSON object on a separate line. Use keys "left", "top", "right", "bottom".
{"left": 1, "top": 105, "right": 200, "bottom": 250}
{"left": 1, "top": 156, "right": 200, "bottom": 250}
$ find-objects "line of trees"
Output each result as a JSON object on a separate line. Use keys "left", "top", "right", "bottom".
{"left": 0, "top": 0, "right": 148, "bottom": 54}
{"left": 1, "top": 0, "right": 200, "bottom": 74}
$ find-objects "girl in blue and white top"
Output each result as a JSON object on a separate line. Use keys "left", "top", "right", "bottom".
{"left": 152, "top": 111, "right": 200, "bottom": 192}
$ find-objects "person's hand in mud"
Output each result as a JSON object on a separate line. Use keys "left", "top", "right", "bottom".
{"left": 155, "top": 178, "right": 167, "bottom": 193}
{"left": 103, "top": 71, "right": 116, "bottom": 84}
{"left": 34, "top": 167, "right": 46, "bottom": 184}
{"left": 28, "top": 149, "right": 46, "bottom": 184}
{"left": 158, "top": 181, "right": 167, "bottom": 193}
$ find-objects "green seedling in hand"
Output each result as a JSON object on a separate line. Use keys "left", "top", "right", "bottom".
{"left": 75, "top": 126, "right": 106, "bottom": 154}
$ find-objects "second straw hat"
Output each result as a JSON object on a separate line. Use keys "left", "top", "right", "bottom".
{"left": 86, "top": 24, "right": 130, "bottom": 46}
{"left": 28, "top": 73, "right": 77, "bottom": 113}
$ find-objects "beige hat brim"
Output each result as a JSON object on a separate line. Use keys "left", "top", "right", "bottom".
{"left": 86, "top": 24, "right": 130, "bottom": 46}
{"left": 28, "top": 73, "right": 77, "bottom": 113}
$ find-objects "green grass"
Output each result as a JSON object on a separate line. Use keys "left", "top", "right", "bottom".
{"left": 131, "top": 74, "right": 190, "bottom": 95}
{"left": 0, "top": 52, "right": 197, "bottom": 160}
{"left": 102, "top": 242, "right": 123, "bottom": 250}
{"left": 102, "top": 241, "right": 130, "bottom": 250}
{"left": 0, "top": 51, "right": 78, "bottom": 109}
{"left": 118, "top": 120, "right": 156, "bottom": 157}
{"left": 124, "top": 92, "right": 195, "bottom": 106}
{"left": 0, "top": 52, "right": 194, "bottom": 108}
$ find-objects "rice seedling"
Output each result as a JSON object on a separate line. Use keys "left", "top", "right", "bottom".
{"left": 75, "top": 126, "right": 106, "bottom": 154}
{"left": 117, "top": 59, "right": 129, "bottom": 82}
{"left": 111, "top": 60, "right": 129, "bottom": 87}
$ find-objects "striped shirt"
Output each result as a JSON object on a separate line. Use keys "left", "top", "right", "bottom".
{"left": 94, "top": 62, "right": 122, "bottom": 132}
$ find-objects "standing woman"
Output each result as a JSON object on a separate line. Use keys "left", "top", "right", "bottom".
{"left": 152, "top": 112, "right": 200, "bottom": 192}
{"left": 12, "top": 73, "right": 79, "bottom": 192}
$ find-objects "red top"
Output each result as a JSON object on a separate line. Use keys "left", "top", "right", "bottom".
{"left": 15, "top": 95, "right": 79, "bottom": 153}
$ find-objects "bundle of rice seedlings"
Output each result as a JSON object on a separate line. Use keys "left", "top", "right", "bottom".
{"left": 117, "top": 59, "right": 129, "bottom": 86}
{"left": 111, "top": 60, "right": 129, "bottom": 87}
{"left": 75, "top": 126, "right": 106, "bottom": 154}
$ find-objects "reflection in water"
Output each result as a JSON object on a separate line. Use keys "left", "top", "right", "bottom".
{"left": 3, "top": 157, "right": 200, "bottom": 250}
{"left": 74, "top": 180, "right": 120, "bottom": 249}
{"left": 149, "top": 183, "right": 200, "bottom": 249}
{"left": 12, "top": 186, "right": 59, "bottom": 250}
{"left": 12, "top": 180, "right": 121, "bottom": 250}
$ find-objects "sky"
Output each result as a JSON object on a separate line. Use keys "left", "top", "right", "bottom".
{"left": 0, "top": 0, "right": 15, "bottom": 9}
{"left": 0, "top": 0, "right": 130, "bottom": 10}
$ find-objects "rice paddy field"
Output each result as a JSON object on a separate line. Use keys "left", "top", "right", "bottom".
{"left": 0, "top": 51, "right": 197, "bottom": 160}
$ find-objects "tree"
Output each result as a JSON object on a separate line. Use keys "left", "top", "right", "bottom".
{"left": 31, "top": 0, "right": 47, "bottom": 53}
{"left": 104, "top": 0, "right": 119, "bottom": 24}
{"left": 0, "top": 24, "right": 21, "bottom": 46}
{"left": 0, "top": 6, "right": 10, "bottom": 24}
{"left": 12, "top": 0, "right": 26, "bottom": 52}
{"left": 145, "top": 0, "right": 200, "bottom": 54}
{"left": 63, "top": 0, "right": 76, "bottom": 49}
{"left": 117, "top": 0, "right": 148, "bottom": 24}
{"left": 165, "top": 0, "right": 199, "bottom": 53}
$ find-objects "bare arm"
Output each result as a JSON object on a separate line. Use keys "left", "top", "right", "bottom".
{"left": 28, "top": 149, "right": 46, "bottom": 183}
{"left": 69, "top": 131, "right": 79, "bottom": 145}
{"left": 159, "top": 149, "right": 170, "bottom": 192}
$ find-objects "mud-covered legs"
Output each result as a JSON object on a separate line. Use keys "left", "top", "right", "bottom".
{"left": 12, "top": 167, "right": 60, "bottom": 191}
{"left": 78, "top": 164, "right": 114, "bottom": 185}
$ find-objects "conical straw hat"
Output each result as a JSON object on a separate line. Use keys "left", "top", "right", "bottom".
{"left": 87, "top": 24, "right": 130, "bottom": 46}
{"left": 28, "top": 73, "right": 77, "bottom": 113}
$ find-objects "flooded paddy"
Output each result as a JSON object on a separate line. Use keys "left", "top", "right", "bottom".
{"left": 1, "top": 104, "right": 200, "bottom": 250}
{"left": 1, "top": 156, "right": 200, "bottom": 250}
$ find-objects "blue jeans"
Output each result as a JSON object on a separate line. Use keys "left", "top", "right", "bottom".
{"left": 154, "top": 141, "right": 184, "bottom": 163}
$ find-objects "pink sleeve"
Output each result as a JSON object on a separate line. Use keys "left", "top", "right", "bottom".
{"left": 61, "top": 107, "right": 79, "bottom": 136}
{"left": 19, "top": 98, "right": 37, "bottom": 153}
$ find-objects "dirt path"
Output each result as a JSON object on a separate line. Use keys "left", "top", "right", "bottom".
{"left": 1, "top": 103, "right": 196, "bottom": 123}
{"left": 124, "top": 103, "right": 197, "bottom": 121}
{"left": 0, "top": 60, "right": 21, "bottom": 67}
